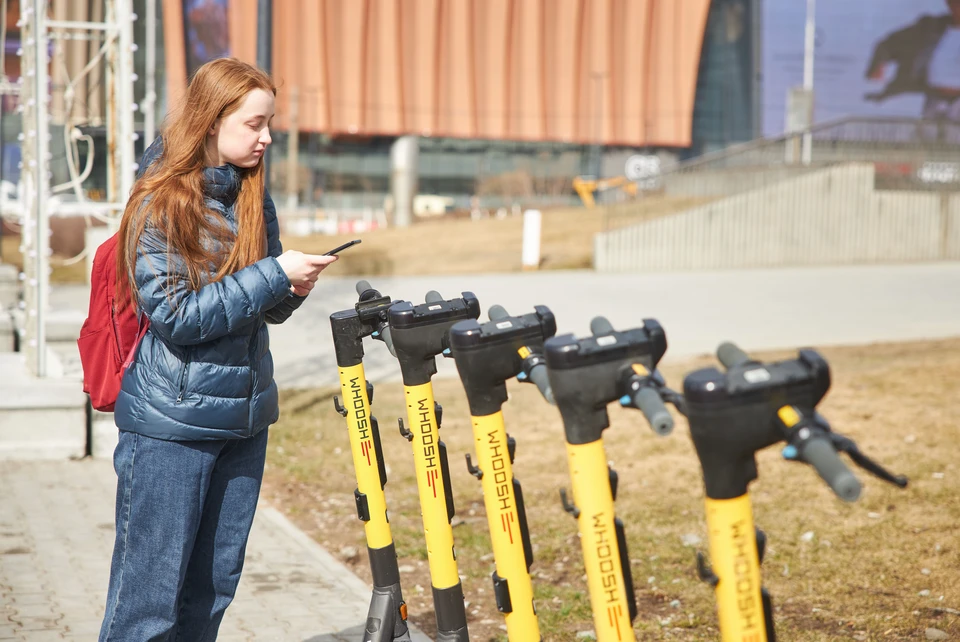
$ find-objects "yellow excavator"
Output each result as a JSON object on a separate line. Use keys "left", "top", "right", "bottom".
{"left": 572, "top": 175, "right": 639, "bottom": 208}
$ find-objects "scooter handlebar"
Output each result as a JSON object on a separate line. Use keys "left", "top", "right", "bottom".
{"left": 379, "top": 326, "right": 397, "bottom": 357}
{"left": 802, "top": 437, "right": 862, "bottom": 502}
{"left": 356, "top": 280, "right": 373, "bottom": 296}
{"left": 716, "top": 342, "right": 752, "bottom": 370}
{"left": 487, "top": 304, "right": 554, "bottom": 403}
{"left": 354, "top": 280, "right": 397, "bottom": 356}
{"left": 488, "top": 304, "right": 509, "bottom": 321}
{"left": 528, "top": 363, "right": 555, "bottom": 405}
{"left": 632, "top": 386, "right": 674, "bottom": 436}
{"left": 590, "top": 316, "right": 615, "bottom": 336}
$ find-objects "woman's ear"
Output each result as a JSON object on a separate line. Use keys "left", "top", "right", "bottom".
{"left": 208, "top": 120, "right": 220, "bottom": 136}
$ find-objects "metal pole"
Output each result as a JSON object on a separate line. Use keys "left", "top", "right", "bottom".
{"left": 144, "top": 0, "right": 157, "bottom": 145}
{"left": 33, "top": 0, "right": 49, "bottom": 377}
{"left": 117, "top": 0, "right": 136, "bottom": 210}
{"left": 801, "top": 0, "right": 815, "bottom": 164}
{"left": 751, "top": 0, "right": 762, "bottom": 140}
{"left": 256, "top": 0, "right": 272, "bottom": 192}
{"left": 105, "top": 0, "right": 117, "bottom": 207}
{"left": 0, "top": 0, "right": 8, "bottom": 190}
{"left": 286, "top": 86, "right": 299, "bottom": 213}
{"left": 592, "top": 72, "right": 603, "bottom": 179}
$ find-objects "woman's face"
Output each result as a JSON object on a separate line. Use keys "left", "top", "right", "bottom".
{"left": 208, "top": 88, "right": 275, "bottom": 168}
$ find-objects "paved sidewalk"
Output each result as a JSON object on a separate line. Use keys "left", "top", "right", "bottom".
{"left": 0, "top": 459, "right": 431, "bottom": 641}
{"left": 267, "top": 262, "right": 960, "bottom": 388}
{"left": 47, "top": 262, "right": 960, "bottom": 390}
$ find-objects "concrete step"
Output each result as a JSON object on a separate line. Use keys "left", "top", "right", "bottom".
{"left": 0, "top": 352, "right": 87, "bottom": 460}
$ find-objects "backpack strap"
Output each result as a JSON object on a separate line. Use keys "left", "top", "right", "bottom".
{"left": 123, "top": 311, "right": 150, "bottom": 371}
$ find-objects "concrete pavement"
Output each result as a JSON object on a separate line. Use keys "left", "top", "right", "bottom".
{"left": 264, "top": 262, "right": 960, "bottom": 388}
{"left": 47, "top": 263, "right": 960, "bottom": 390}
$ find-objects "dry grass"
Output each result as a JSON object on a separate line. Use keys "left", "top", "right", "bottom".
{"left": 262, "top": 338, "right": 960, "bottom": 641}
{"left": 281, "top": 197, "right": 706, "bottom": 277}
{"left": 1, "top": 196, "right": 701, "bottom": 284}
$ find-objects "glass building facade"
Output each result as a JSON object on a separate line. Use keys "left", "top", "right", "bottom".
{"left": 0, "top": 0, "right": 763, "bottom": 212}
{"left": 688, "top": 0, "right": 759, "bottom": 158}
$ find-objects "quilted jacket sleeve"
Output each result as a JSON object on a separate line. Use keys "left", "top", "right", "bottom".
{"left": 263, "top": 190, "right": 307, "bottom": 325}
{"left": 135, "top": 220, "right": 293, "bottom": 346}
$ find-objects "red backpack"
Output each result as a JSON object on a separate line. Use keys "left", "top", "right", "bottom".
{"left": 78, "top": 232, "right": 149, "bottom": 412}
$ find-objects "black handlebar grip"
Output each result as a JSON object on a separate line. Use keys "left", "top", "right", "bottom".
{"left": 802, "top": 438, "right": 862, "bottom": 502}
{"left": 356, "top": 280, "right": 373, "bottom": 296}
{"left": 633, "top": 386, "right": 674, "bottom": 436}
{"left": 488, "top": 305, "right": 509, "bottom": 321}
{"left": 528, "top": 364, "right": 555, "bottom": 405}
{"left": 590, "top": 316, "right": 615, "bottom": 336}
{"left": 716, "top": 342, "right": 752, "bottom": 370}
{"left": 425, "top": 290, "right": 443, "bottom": 304}
{"left": 378, "top": 325, "right": 397, "bottom": 357}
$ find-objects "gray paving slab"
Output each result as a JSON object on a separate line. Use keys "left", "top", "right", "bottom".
{"left": 0, "top": 459, "right": 431, "bottom": 641}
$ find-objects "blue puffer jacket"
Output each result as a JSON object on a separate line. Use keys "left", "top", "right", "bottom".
{"left": 114, "top": 140, "right": 305, "bottom": 441}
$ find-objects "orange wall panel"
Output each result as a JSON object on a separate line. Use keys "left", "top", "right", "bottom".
{"left": 163, "top": 0, "right": 710, "bottom": 147}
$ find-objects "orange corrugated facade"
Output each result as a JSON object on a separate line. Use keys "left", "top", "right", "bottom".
{"left": 164, "top": 0, "right": 710, "bottom": 147}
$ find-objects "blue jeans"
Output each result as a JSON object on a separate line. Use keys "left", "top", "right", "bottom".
{"left": 99, "top": 428, "right": 269, "bottom": 642}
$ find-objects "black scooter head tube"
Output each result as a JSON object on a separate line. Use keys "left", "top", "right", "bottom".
{"left": 449, "top": 304, "right": 556, "bottom": 415}
{"left": 543, "top": 317, "right": 672, "bottom": 642}
{"left": 447, "top": 304, "right": 556, "bottom": 641}
{"left": 683, "top": 346, "right": 831, "bottom": 500}
{"left": 329, "top": 281, "right": 410, "bottom": 642}
{"left": 388, "top": 290, "right": 481, "bottom": 642}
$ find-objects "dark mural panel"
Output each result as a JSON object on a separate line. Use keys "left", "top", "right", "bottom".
{"left": 763, "top": 0, "right": 959, "bottom": 135}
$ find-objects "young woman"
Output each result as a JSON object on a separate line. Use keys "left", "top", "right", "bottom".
{"left": 99, "top": 57, "right": 336, "bottom": 641}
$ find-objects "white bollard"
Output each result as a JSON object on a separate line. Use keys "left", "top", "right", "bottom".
{"left": 521, "top": 209, "right": 542, "bottom": 270}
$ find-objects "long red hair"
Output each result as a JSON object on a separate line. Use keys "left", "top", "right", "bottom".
{"left": 117, "top": 57, "right": 276, "bottom": 306}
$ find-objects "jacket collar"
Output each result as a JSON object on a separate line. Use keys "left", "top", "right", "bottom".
{"left": 202, "top": 163, "right": 242, "bottom": 207}
{"left": 139, "top": 137, "right": 244, "bottom": 208}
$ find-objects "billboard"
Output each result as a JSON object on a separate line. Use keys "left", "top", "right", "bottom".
{"left": 762, "top": 0, "right": 960, "bottom": 136}
{"left": 182, "top": 0, "right": 230, "bottom": 77}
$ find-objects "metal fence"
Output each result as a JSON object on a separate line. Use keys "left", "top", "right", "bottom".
{"left": 596, "top": 117, "right": 960, "bottom": 272}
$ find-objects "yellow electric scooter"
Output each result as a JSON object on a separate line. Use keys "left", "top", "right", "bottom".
{"left": 684, "top": 342, "right": 909, "bottom": 642}
{"left": 447, "top": 303, "right": 557, "bottom": 640}
{"left": 388, "top": 290, "right": 481, "bottom": 642}
{"left": 543, "top": 316, "right": 684, "bottom": 642}
{"left": 330, "top": 280, "right": 411, "bottom": 641}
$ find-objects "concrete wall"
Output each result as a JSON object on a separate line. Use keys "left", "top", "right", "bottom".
{"left": 595, "top": 164, "right": 960, "bottom": 272}
{"left": 661, "top": 165, "right": 824, "bottom": 198}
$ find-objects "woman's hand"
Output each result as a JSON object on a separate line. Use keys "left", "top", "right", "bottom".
{"left": 276, "top": 251, "right": 338, "bottom": 295}
{"left": 290, "top": 279, "right": 315, "bottom": 297}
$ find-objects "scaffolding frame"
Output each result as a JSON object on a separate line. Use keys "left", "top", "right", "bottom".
{"left": 18, "top": 0, "right": 136, "bottom": 377}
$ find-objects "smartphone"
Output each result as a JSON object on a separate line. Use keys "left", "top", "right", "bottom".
{"left": 323, "top": 239, "right": 362, "bottom": 256}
